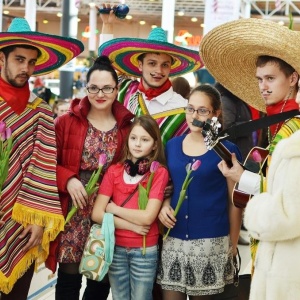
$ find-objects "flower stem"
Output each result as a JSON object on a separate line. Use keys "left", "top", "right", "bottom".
{"left": 163, "top": 189, "right": 186, "bottom": 240}
{"left": 142, "top": 236, "right": 146, "bottom": 255}
{"left": 64, "top": 205, "right": 78, "bottom": 225}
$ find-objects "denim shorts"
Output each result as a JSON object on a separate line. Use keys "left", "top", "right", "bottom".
{"left": 108, "top": 245, "right": 158, "bottom": 300}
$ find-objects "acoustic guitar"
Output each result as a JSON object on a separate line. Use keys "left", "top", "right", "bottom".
{"left": 196, "top": 117, "right": 268, "bottom": 209}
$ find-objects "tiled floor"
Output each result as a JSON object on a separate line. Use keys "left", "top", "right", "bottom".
{"left": 28, "top": 230, "right": 251, "bottom": 300}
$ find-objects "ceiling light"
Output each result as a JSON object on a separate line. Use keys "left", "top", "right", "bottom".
{"left": 151, "top": 25, "right": 157, "bottom": 29}
{"left": 139, "top": 20, "right": 146, "bottom": 25}
{"left": 43, "top": 19, "right": 48, "bottom": 24}
{"left": 126, "top": 15, "right": 133, "bottom": 20}
{"left": 57, "top": 12, "right": 62, "bottom": 17}
{"left": 77, "top": 18, "right": 81, "bottom": 22}
{"left": 200, "top": 23, "right": 205, "bottom": 28}
{"left": 178, "top": 11, "right": 184, "bottom": 16}
{"left": 191, "top": 17, "right": 198, "bottom": 22}
{"left": 3, "top": 10, "right": 9, "bottom": 15}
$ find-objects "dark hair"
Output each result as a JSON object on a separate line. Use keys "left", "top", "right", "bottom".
{"left": 120, "top": 115, "right": 166, "bottom": 166}
{"left": 1, "top": 45, "right": 42, "bottom": 58}
{"left": 256, "top": 55, "right": 295, "bottom": 77}
{"left": 214, "top": 82, "right": 241, "bottom": 102}
{"left": 172, "top": 76, "right": 191, "bottom": 98}
{"left": 189, "top": 84, "right": 223, "bottom": 126}
{"left": 86, "top": 55, "right": 118, "bottom": 86}
{"left": 256, "top": 55, "right": 299, "bottom": 92}
{"left": 137, "top": 52, "right": 175, "bottom": 65}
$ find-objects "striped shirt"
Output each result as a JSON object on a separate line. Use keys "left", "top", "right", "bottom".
{"left": 118, "top": 78, "right": 189, "bottom": 145}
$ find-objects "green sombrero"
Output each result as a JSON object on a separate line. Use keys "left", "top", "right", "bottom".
{"left": 0, "top": 18, "right": 84, "bottom": 76}
{"left": 200, "top": 18, "right": 300, "bottom": 112}
{"left": 99, "top": 27, "right": 203, "bottom": 77}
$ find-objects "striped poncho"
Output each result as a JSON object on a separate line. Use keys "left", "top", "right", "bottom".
{"left": 118, "top": 78, "right": 189, "bottom": 145}
{"left": 0, "top": 93, "right": 64, "bottom": 294}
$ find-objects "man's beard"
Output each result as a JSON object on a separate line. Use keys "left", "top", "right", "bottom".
{"left": 4, "top": 68, "right": 29, "bottom": 88}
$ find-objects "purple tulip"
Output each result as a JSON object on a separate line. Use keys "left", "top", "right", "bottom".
{"left": 252, "top": 150, "right": 262, "bottom": 163}
{"left": 5, "top": 128, "right": 12, "bottom": 139}
{"left": 0, "top": 121, "right": 6, "bottom": 134}
{"left": 191, "top": 160, "right": 201, "bottom": 171}
{"left": 150, "top": 161, "right": 159, "bottom": 173}
{"left": 98, "top": 153, "right": 107, "bottom": 167}
{"left": 0, "top": 121, "right": 6, "bottom": 141}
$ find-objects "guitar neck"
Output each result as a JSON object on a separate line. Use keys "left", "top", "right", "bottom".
{"left": 212, "top": 141, "right": 234, "bottom": 168}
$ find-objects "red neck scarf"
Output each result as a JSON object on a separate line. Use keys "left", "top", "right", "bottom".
{"left": 0, "top": 77, "right": 30, "bottom": 115}
{"left": 138, "top": 78, "right": 172, "bottom": 100}
{"left": 266, "top": 99, "right": 299, "bottom": 135}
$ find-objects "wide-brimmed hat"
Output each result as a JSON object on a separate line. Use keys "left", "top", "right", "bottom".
{"left": 99, "top": 27, "right": 203, "bottom": 77}
{"left": 199, "top": 18, "right": 300, "bottom": 112}
{"left": 0, "top": 18, "right": 84, "bottom": 76}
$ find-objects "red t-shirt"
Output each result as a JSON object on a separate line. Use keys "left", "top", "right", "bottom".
{"left": 99, "top": 163, "right": 169, "bottom": 247}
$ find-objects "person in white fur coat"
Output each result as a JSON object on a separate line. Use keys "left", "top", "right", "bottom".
{"left": 244, "top": 122, "right": 300, "bottom": 300}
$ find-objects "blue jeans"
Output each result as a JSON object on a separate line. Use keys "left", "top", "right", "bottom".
{"left": 108, "top": 245, "right": 158, "bottom": 300}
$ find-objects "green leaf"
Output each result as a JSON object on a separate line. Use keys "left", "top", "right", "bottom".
{"left": 138, "top": 184, "right": 148, "bottom": 210}
{"left": 65, "top": 205, "right": 78, "bottom": 225}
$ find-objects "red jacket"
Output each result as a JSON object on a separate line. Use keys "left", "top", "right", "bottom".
{"left": 46, "top": 96, "right": 134, "bottom": 273}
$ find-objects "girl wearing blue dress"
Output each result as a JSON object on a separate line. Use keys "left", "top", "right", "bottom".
{"left": 157, "top": 84, "right": 243, "bottom": 299}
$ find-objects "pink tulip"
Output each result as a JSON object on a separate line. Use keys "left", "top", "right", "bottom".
{"left": 191, "top": 160, "right": 201, "bottom": 171}
{"left": 5, "top": 128, "right": 12, "bottom": 139}
{"left": 0, "top": 121, "right": 6, "bottom": 141}
{"left": 252, "top": 150, "right": 262, "bottom": 163}
{"left": 98, "top": 153, "right": 107, "bottom": 166}
{"left": 150, "top": 161, "right": 159, "bottom": 173}
{"left": 0, "top": 121, "right": 6, "bottom": 133}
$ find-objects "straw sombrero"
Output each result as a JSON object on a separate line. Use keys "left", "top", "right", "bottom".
{"left": 0, "top": 18, "right": 84, "bottom": 76}
{"left": 199, "top": 18, "right": 300, "bottom": 112}
{"left": 98, "top": 27, "right": 203, "bottom": 77}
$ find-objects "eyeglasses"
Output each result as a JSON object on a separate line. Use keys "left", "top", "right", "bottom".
{"left": 184, "top": 106, "right": 213, "bottom": 116}
{"left": 86, "top": 86, "right": 116, "bottom": 94}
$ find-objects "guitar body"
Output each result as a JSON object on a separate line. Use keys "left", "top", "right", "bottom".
{"left": 232, "top": 147, "right": 269, "bottom": 208}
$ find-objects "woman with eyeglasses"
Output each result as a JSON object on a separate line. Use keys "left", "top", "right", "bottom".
{"left": 46, "top": 56, "right": 135, "bottom": 300}
{"left": 157, "top": 84, "right": 243, "bottom": 299}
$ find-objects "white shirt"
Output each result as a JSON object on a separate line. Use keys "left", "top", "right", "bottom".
{"left": 239, "top": 170, "right": 261, "bottom": 196}
{"left": 140, "top": 87, "right": 187, "bottom": 115}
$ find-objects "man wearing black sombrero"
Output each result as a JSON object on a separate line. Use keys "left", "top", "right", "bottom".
{"left": 98, "top": 5, "right": 203, "bottom": 146}
{"left": 200, "top": 18, "right": 300, "bottom": 299}
{"left": 0, "top": 18, "right": 84, "bottom": 299}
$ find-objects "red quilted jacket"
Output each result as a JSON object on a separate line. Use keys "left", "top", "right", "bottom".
{"left": 45, "top": 96, "right": 134, "bottom": 273}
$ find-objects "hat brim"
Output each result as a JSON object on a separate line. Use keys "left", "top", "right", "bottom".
{"left": 0, "top": 32, "right": 84, "bottom": 76}
{"left": 199, "top": 18, "right": 300, "bottom": 112}
{"left": 99, "top": 38, "right": 203, "bottom": 77}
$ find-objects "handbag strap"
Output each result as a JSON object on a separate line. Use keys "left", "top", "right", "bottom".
{"left": 120, "top": 172, "right": 149, "bottom": 207}
{"left": 100, "top": 213, "right": 115, "bottom": 279}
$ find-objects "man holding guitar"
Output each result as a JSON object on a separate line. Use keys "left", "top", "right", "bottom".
{"left": 199, "top": 18, "right": 300, "bottom": 287}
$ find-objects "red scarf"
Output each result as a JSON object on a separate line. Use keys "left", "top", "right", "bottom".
{"left": 138, "top": 78, "right": 172, "bottom": 100}
{"left": 0, "top": 77, "right": 30, "bottom": 115}
{"left": 266, "top": 99, "right": 299, "bottom": 135}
